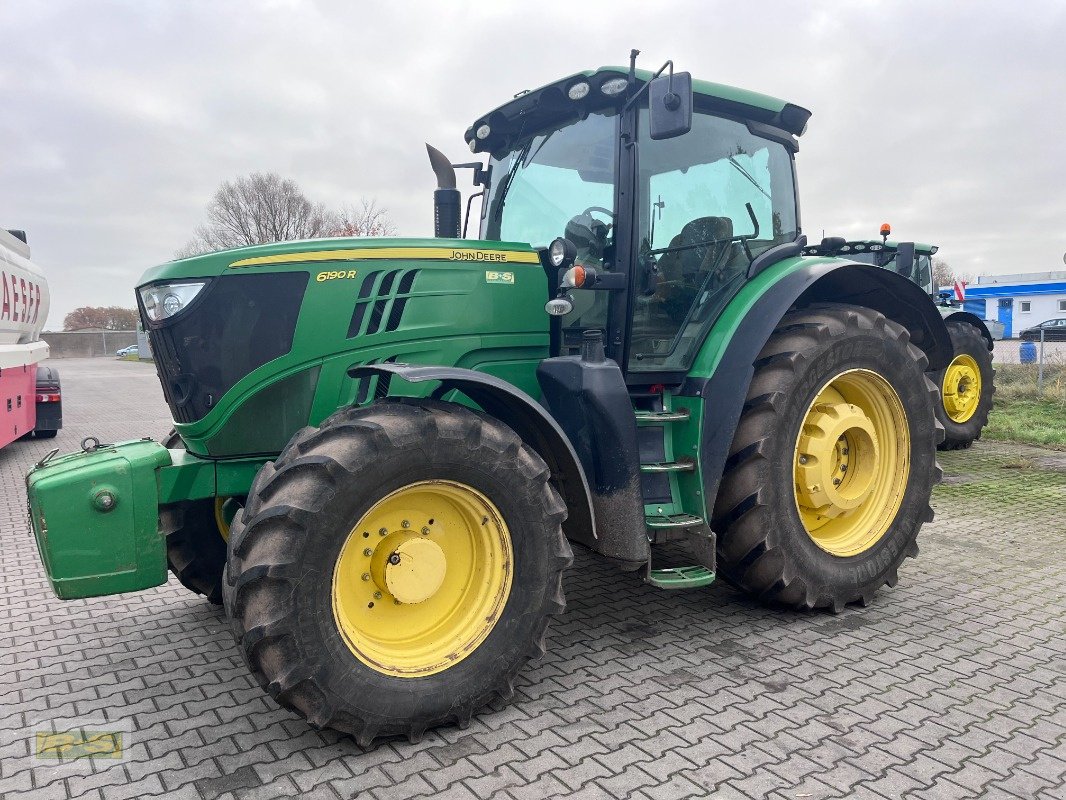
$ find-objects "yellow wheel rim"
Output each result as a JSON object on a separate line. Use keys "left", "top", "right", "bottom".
{"left": 942, "top": 354, "right": 982, "bottom": 423}
{"left": 331, "top": 480, "right": 513, "bottom": 677}
{"left": 793, "top": 369, "right": 910, "bottom": 557}
{"left": 213, "top": 497, "right": 241, "bottom": 542}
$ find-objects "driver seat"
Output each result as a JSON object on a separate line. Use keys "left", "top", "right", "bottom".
{"left": 675, "top": 216, "right": 734, "bottom": 277}
{"left": 654, "top": 215, "right": 734, "bottom": 292}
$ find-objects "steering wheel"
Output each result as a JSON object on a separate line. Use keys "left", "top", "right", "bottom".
{"left": 582, "top": 206, "right": 614, "bottom": 226}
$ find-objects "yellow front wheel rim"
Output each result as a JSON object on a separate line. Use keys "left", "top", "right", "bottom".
{"left": 213, "top": 497, "right": 241, "bottom": 542}
{"left": 942, "top": 354, "right": 982, "bottom": 423}
{"left": 793, "top": 369, "right": 910, "bottom": 557}
{"left": 332, "top": 480, "right": 513, "bottom": 677}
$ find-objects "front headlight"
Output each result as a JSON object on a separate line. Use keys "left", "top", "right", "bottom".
{"left": 139, "top": 281, "right": 207, "bottom": 322}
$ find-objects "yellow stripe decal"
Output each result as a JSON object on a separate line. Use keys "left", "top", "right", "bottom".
{"left": 229, "top": 247, "right": 541, "bottom": 268}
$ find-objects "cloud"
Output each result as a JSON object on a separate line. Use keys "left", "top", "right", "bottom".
{"left": 1, "top": 0, "right": 1064, "bottom": 323}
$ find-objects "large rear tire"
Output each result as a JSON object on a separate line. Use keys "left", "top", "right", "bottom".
{"left": 934, "top": 321, "right": 994, "bottom": 451}
{"left": 160, "top": 430, "right": 238, "bottom": 605}
{"left": 712, "top": 304, "right": 942, "bottom": 611}
{"left": 223, "top": 400, "right": 571, "bottom": 745}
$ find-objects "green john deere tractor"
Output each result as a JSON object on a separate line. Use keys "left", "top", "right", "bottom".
{"left": 27, "top": 54, "right": 953, "bottom": 745}
{"left": 802, "top": 229, "right": 995, "bottom": 449}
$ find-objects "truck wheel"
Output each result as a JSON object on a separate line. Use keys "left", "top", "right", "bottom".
{"left": 223, "top": 400, "right": 571, "bottom": 745}
{"left": 712, "top": 304, "right": 942, "bottom": 612}
{"left": 160, "top": 430, "right": 240, "bottom": 605}
{"left": 934, "top": 322, "right": 994, "bottom": 450}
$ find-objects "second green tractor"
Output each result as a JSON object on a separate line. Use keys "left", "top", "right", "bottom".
{"left": 28, "top": 55, "right": 954, "bottom": 745}
{"left": 802, "top": 231, "right": 995, "bottom": 449}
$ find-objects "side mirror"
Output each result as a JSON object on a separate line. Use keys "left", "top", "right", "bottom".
{"left": 895, "top": 242, "right": 916, "bottom": 279}
{"left": 648, "top": 72, "right": 692, "bottom": 140}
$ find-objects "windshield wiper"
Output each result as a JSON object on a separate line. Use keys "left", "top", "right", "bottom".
{"left": 727, "top": 156, "right": 771, "bottom": 201}
{"left": 491, "top": 130, "right": 555, "bottom": 225}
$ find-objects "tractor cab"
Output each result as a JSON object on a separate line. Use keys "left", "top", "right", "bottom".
{"left": 459, "top": 59, "right": 810, "bottom": 383}
{"left": 802, "top": 234, "right": 938, "bottom": 297}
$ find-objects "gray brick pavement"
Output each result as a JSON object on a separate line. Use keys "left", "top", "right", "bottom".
{"left": 0, "top": 357, "right": 1064, "bottom": 799}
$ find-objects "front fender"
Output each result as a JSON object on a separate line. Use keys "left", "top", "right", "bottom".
{"left": 942, "top": 311, "right": 994, "bottom": 350}
{"left": 682, "top": 257, "right": 953, "bottom": 522}
{"left": 349, "top": 363, "right": 595, "bottom": 547}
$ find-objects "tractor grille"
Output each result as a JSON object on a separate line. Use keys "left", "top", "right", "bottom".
{"left": 145, "top": 272, "right": 309, "bottom": 423}
{"left": 347, "top": 269, "right": 420, "bottom": 338}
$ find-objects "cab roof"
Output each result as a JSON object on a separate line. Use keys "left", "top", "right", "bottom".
{"left": 465, "top": 66, "right": 811, "bottom": 154}
{"left": 852, "top": 239, "right": 939, "bottom": 255}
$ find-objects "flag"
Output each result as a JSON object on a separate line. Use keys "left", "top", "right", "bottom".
{"left": 954, "top": 280, "right": 966, "bottom": 302}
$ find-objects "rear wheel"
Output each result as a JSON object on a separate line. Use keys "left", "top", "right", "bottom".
{"left": 223, "top": 400, "right": 571, "bottom": 744}
{"left": 160, "top": 430, "right": 241, "bottom": 604}
{"left": 935, "top": 322, "right": 994, "bottom": 450}
{"left": 712, "top": 304, "right": 942, "bottom": 611}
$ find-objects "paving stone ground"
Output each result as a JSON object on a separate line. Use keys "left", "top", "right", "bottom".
{"left": 1, "top": 357, "right": 1064, "bottom": 800}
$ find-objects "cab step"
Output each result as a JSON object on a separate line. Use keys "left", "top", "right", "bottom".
{"left": 646, "top": 565, "right": 716, "bottom": 589}
{"left": 644, "top": 513, "right": 704, "bottom": 529}
{"left": 634, "top": 409, "right": 690, "bottom": 424}
{"left": 640, "top": 460, "right": 695, "bottom": 473}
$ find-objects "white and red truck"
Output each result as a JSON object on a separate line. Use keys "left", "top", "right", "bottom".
{"left": 0, "top": 227, "right": 59, "bottom": 447}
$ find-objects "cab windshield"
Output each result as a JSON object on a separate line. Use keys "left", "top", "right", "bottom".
{"left": 482, "top": 109, "right": 618, "bottom": 335}
{"left": 481, "top": 109, "right": 617, "bottom": 270}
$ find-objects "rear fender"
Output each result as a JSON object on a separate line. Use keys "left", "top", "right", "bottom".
{"left": 349, "top": 363, "right": 596, "bottom": 548}
{"left": 682, "top": 260, "right": 953, "bottom": 520}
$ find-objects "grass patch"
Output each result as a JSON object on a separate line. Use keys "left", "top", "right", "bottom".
{"left": 985, "top": 363, "right": 1066, "bottom": 447}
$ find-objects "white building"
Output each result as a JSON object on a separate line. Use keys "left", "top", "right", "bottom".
{"left": 966, "top": 270, "right": 1066, "bottom": 338}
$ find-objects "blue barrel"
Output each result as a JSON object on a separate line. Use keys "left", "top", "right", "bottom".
{"left": 1020, "top": 340, "right": 1037, "bottom": 364}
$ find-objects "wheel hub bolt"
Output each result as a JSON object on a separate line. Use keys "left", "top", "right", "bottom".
{"left": 379, "top": 527, "right": 387, "bottom": 536}
{"left": 363, "top": 548, "right": 373, "bottom": 557}
{"left": 401, "top": 520, "right": 410, "bottom": 529}
{"left": 361, "top": 573, "right": 371, "bottom": 581}
{"left": 799, "top": 455, "right": 809, "bottom": 465}
{"left": 388, "top": 553, "right": 401, "bottom": 565}
{"left": 373, "top": 591, "right": 382, "bottom": 599}
{"left": 421, "top": 526, "right": 430, "bottom": 535}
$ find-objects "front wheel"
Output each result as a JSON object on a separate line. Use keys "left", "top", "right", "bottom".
{"left": 223, "top": 400, "right": 571, "bottom": 745}
{"left": 161, "top": 430, "right": 241, "bottom": 604}
{"left": 934, "top": 321, "right": 994, "bottom": 450}
{"left": 713, "top": 304, "right": 942, "bottom": 611}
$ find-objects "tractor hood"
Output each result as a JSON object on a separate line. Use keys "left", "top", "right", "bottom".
{"left": 137, "top": 236, "right": 540, "bottom": 285}
{"left": 135, "top": 236, "right": 550, "bottom": 458}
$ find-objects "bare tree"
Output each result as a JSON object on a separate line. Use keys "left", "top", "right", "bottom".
{"left": 932, "top": 258, "right": 973, "bottom": 288}
{"left": 332, "top": 198, "right": 397, "bottom": 238}
{"left": 177, "top": 173, "right": 339, "bottom": 257}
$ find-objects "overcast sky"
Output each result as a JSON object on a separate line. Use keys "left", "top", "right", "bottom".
{"left": 2, "top": 0, "right": 1064, "bottom": 325}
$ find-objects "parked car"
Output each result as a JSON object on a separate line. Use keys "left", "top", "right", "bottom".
{"left": 115, "top": 344, "right": 139, "bottom": 357}
{"left": 1019, "top": 319, "right": 1066, "bottom": 341}
{"left": 982, "top": 318, "right": 1006, "bottom": 340}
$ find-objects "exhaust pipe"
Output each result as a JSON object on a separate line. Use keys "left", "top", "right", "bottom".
{"left": 426, "top": 144, "right": 461, "bottom": 239}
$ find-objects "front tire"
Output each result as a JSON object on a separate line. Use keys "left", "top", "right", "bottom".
{"left": 160, "top": 430, "right": 238, "bottom": 604}
{"left": 934, "top": 322, "right": 994, "bottom": 451}
{"left": 223, "top": 400, "right": 571, "bottom": 745}
{"left": 712, "top": 304, "right": 942, "bottom": 611}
